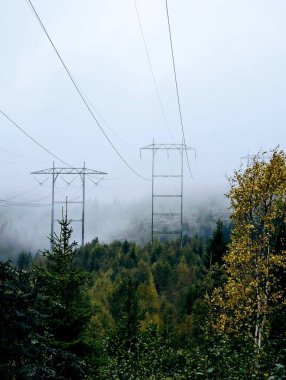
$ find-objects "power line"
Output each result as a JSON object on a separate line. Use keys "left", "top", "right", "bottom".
{"left": 0, "top": 112, "right": 108, "bottom": 210}
{"left": 0, "top": 147, "right": 47, "bottom": 165}
{"left": 6, "top": 185, "right": 39, "bottom": 201}
{"left": 0, "top": 198, "right": 51, "bottom": 207}
{"left": 1, "top": 111, "right": 106, "bottom": 216}
{"left": 133, "top": 0, "right": 174, "bottom": 142}
{"left": 0, "top": 110, "right": 73, "bottom": 168}
{"left": 77, "top": 84, "right": 139, "bottom": 150}
{"left": 27, "top": 0, "right": 149, "bottom": 181}
{"left": 1, "top": 110, "right": 107, "bottom": 185}
{"left": 164, "top": 0, "right": 193, "bottom": 178}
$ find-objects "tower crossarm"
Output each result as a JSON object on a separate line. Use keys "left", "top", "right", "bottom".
{"left": 31, "top": 167, "right": 107, "bottom": 176}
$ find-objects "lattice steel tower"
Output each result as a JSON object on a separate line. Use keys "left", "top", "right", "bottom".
{"left": 141, "top": 140, "right": 195, "bottom": 245}
{"left": 31, "top": 162, "right": 106, "bottom": 246}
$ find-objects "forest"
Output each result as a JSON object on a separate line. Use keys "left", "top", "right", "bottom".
{"left": 1, "top": 148, "right": 286, "bottom": 379}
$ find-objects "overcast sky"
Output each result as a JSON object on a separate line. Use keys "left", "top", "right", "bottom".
{"left": 1, "top": 0, "right": 286, "bottom": 208}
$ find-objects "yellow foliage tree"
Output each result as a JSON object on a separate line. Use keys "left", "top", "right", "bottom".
{"left": 214, "top": 148, "right": 286, "bottom": 352}
{"left": 89, "top": 270, "right": 114, "bottom": 336}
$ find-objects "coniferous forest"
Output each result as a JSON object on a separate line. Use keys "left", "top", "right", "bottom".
{"left": 1, "top": 148, "right": 286, "bottom": 379}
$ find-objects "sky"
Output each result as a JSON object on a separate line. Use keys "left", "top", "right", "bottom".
{"left": 1, "top": 0, "right": 286, "bottom": 244}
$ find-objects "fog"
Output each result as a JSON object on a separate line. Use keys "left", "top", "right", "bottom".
{"left": 0, "top": 184, "right": 229, "bottom": 261}
{"left": 1, "top": 1, "right": 285, "bottom": 256}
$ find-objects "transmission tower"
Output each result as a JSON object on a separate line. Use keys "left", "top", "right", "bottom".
{"left": 31, "top": 162, "right": 106, "bottom": 246}
{"left": 241, "top": 152, "right": 268, "bottom": 166}
{"left": 141, "top": 140, "right": 195, "bottom": 245}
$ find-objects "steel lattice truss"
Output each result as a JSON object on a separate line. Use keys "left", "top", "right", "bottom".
{"left": 31, "top": 167, "right": 106, "bottom": 176}
{"left": 141, "top": 141, "right": 195, "bottom": 245}
{"left": 31, "top": 163, "right": 107, "bottom": 247}
{"left": 140, "top": 143, "right": 195, "bottom": 155}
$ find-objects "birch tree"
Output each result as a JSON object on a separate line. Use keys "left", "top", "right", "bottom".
{"left": 215, "top": 149, "right": 286, "bottom": 354}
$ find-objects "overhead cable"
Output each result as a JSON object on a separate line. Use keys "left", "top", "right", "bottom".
{"left": 0, "top": 198, "right": 50, "bottom": 207}
{"left": 1, "top": 111, "right": 105, "bottom": 183}
{"left": 27, "top": 0, "right": 149, "bottom": 181}
{"left": 133, "top": 0, "right": 174, "bottom": 142}
{"left": 77, "top": 84, "right": 138, "bottom": 150}
{"left": 164, "top": 0, "right": 193, "bottom": 178}
{"left": 6, "top": 185, "right": 39, "bottom": 201}
{"left": 0, "top": 110, "right": 72, "bottom": 168}
{"left": 0, "top": 147, "right": 46, "bottom": 163}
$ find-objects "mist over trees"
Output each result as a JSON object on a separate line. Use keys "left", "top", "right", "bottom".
{"left": 1, "top": 148, "right": 286, "bottom": 378}
{"left": 0, "top": 190, "right": 229, "bottom": 261}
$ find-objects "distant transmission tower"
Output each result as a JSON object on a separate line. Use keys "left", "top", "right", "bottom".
{"left": 141, "top": 140, "right": 195, "bottom": 245}
{"left": 241, "top": 152, "right": 268, "bottom": 166}
{"left": 31, "top": 162, "right": 106, "bottom": 246}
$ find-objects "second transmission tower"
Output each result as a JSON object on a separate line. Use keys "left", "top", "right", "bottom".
{"left": 141, "top": 140, "right": 195, "bottom": 245}
{"left": 31, "top": 162, "right": 106, "bottom": 246}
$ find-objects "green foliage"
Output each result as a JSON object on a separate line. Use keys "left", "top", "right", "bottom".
{"left": 93, "top": 325, "right": 188, "bottom": 380}
{"left": 0, "top": 261, "right": 35, "bottom": 378}
{"left": 34, "top": 213, "right": 92, "bottom": 378}
{"left": 4, "top": 152, "right": 286, "bottom": 380}
{"left": 195, "top": 149, "right": 286, "bottom": 378}
{"left": 206, "top": 220, "right": 227, "bottom": 267}
{"left": 109, "top": 274, "right": 141, "bottom": 349}
{"left": 16, "top": 251, "right": 33, "bottom": 269}
{"left": 0, "top": 261, "right": 57, "bottom": 379}
{"left": 153, "top": 260, "right": 172, "bottom": 292}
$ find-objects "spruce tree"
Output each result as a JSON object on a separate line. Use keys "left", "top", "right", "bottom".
{"left": 35, "top": 210, "right": 91, "bottom": 378}
{"left": 207, "top": 220, "right": 227, "bottom": 267}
